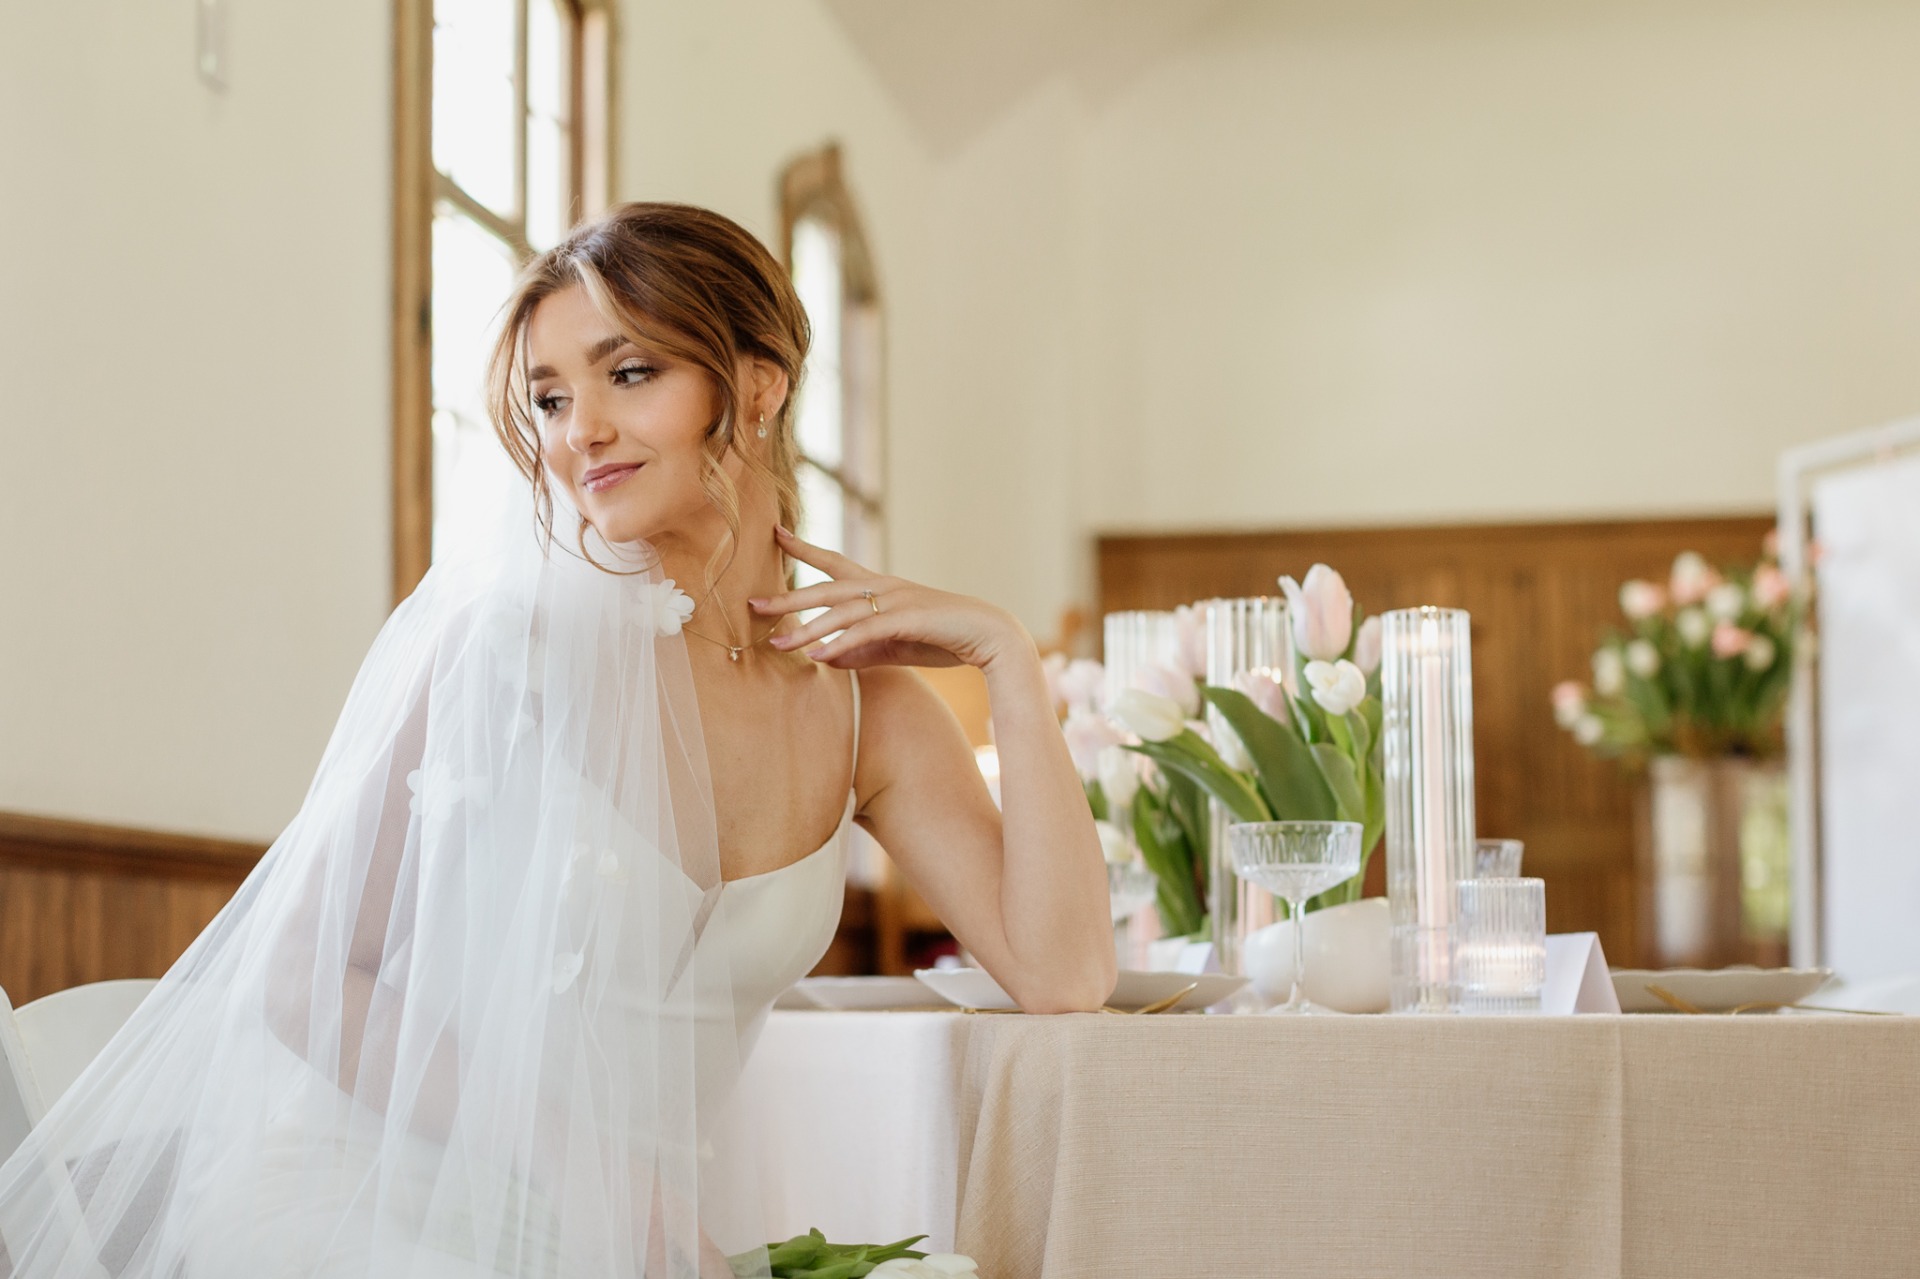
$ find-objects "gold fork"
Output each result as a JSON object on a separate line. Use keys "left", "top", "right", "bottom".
{"left": 1645, "top": 984, "right": 1896, "bottom": 1016}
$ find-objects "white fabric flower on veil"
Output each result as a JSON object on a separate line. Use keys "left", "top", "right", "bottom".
{"left": 655, "top": 580, "right": 696, "bottom": 636}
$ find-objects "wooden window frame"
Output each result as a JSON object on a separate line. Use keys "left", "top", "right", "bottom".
{"left": 391, "top": 0, "right": 615, "bottom": 604}
{"left": 778, "top": 143, "right": 888, "bottom": 566}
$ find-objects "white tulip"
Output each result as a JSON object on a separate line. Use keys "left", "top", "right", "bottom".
{"left": 1705, "top": 582, "right": 1747, "bottom": 622}
{"left": 1130, "top": 662, "right": 1201, "bottom": 718}
{"left": 1670, "top": 551, "right": 1719, "bottom": 607}
{"left": 1625, "top": 639, "right": 1661, "bottom": 679}
{"left": 1352, "top": 615, "right": 1383, "bottom": 676}
{"left": 1056, "top": 658, "right": 1106, "bottom": 713}
{"left": 1094, "top": 819, "right": 1133, "bottom": 864}
{"left": 1216, "top": 722, "right": 1254, "bottom": 772}
{"left": 1744, "top": 634, "right": 1778, "bottom": 672}
{"left": 1278, "top": 564, "right": 1354, "bottom": 662}
{"left": 1303, "top": 659, "right": 1367, "bottom": 716}
{"left": 1062, "top": 710, "right": 1124, "bottom": 779}
{"left": 1676, "top": 608, "right": 1711, "bottom": 649}
{"left": 1171, "top": 604, "right": 1209, "bottom": 683}
{"left": 1573, "top": 714, "right": 1605, "bottom": 746}
{"left": 1112, "top": 689, "right": 1187, "bottom": 743}
{"left": 1097, "top": 744, "right": 1140, "bottom": 811}
{"left": 1591, "top": 647, "right": 1626, "bottom": 698}
{"left": 919, "top": 1258, "right": 981, "bottom": 1276}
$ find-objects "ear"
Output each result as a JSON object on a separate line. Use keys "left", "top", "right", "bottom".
{"left": 740, "top": 355, "right": 791, "bottom": 426}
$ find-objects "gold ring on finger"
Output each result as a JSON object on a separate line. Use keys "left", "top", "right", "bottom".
{"left": 863, "top": 589, "right": 881, "bottom": 615}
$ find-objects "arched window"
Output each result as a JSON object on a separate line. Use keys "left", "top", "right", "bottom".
{"left": 780, "top": 145, "right": 885, "bottom": 587}
{"left": 393, "top": 0, "right": 613, "bottom": 599}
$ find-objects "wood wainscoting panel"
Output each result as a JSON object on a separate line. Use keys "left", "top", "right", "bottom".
{"left": 1098, "top": 515, "right": 1776, "bottom": 966}
{"left": 0, "top": 813, "right": 261, "bottom": 1005}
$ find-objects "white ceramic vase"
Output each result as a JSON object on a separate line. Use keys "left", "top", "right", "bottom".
{"left": 1242, "top": 897, "right": 1391, "bottom": 1013}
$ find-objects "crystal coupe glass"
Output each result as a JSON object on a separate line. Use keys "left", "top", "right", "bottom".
{"left": 1229, "top": 821, "right": 1363, "bottom": 1014}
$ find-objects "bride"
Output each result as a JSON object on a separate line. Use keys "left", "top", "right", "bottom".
{"left": 0, "top": 203, "right": 1113, "bottom": 1277}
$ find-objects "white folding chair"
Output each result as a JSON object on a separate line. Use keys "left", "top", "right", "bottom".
{"left": 10, "top": 980, "right": 158, "bottom": 1117}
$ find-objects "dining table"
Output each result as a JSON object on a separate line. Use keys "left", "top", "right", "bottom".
{"left": 732, "top": 1006, "right": 1920, "bottom": 1278}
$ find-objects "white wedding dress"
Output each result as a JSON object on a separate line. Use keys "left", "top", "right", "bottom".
{"left": 0, "top": 524, "right": 845, "bottom": 1277}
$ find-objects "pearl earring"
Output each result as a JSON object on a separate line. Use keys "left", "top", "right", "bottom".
{"left": 756, "top": 414, "right": 768, "bottom": 439}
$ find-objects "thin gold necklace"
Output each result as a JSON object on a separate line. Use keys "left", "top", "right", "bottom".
{"left": 681, "top": 620, "right": 784, "bottom": 663}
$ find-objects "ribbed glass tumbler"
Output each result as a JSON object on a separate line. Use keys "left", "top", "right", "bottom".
{"left": 1102, "top": 610, "right": 1178, "bottom": 712}
{"left": 1202, "top": 596, "right": 1293, "bottom": 976}
{"left": 1381, "top": 607, "right": 1477, "bottom": 1013}
{"left": 1454, "top": 877, "right": 1547, "bottom": 1014}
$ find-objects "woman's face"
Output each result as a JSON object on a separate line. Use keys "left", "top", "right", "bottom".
{"left": 526, "top": 283, "right": 730, "bottom": 548}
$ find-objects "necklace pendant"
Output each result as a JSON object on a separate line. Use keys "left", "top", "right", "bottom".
{"left": 728, "top": 647, "right": 742, "bottom": 663}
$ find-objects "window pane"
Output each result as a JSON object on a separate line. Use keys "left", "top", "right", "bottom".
{"left": 431, "top": 209, "right": 521, "bottom": 558}
{"left": 795, "top": 461, "right": 846, "bottom": 590}
{"left": 526, "top": 0, "right": 572, "bottom": 250}
{"left": 791, "top": 215, "right": 843, "bottom": 469}
{"left": 433, "top": 0, "right": 518, "bottom": 216}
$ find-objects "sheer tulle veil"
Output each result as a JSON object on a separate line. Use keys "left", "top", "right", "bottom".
{"left": 0, "top": 490, "right": 770, "bottom": 1277}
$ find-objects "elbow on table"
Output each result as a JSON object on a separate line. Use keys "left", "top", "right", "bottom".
{"left": 1010, "top": 953, "right": 1118, "bottom": 1015}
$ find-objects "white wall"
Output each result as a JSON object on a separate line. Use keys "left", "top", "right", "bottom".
{"left": 0, "top": 1, "right": 393, "bottom": 840}
{"left": 1072, "top": 0, "right": 1920, "bottom": 533}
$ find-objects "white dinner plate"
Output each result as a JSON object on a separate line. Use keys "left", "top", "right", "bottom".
{"left": 914, "top": 966, "right": 1248, "bottom": 1014}
{"left": 773, "top": 976, "right": 950, "bottom": 1011}
{"left": 1610, "top": 966, "right": 1833, "bottom": 1014}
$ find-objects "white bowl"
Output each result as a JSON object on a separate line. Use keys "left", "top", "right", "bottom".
{"left": 1242, "top": 897, "right": 1391, "bottom": 1013}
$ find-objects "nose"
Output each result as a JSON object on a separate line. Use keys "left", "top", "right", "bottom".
{"left": 562, "top": 391, "right": 617, "bottom": 456}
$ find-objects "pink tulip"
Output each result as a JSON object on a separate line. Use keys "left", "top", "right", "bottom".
{"left": 1551, "top": 680, "right": 1586, "bottom": 728}
{"left": 1710, "top": 622, "right": 1752, "bottom": 660}
{"left": 1062, "top": 710, "right": 1124, "bottom": 779}
{"left": 1131, "top": 663, "right": 1201, "bottom": 717}
{"left": 1233, "top": 669, "right": 1292, "bottom": 723}
{"left": 1278, "top": 564, "right": 1354, "bottom": 662}
{"left": 1353, "top": 616, "right": 1383, "bottom": 675}
{"left": 1619, "top": 580, "right": 1667, "bottom": 620}
{"left": 1751, "top": 563, "right": 1791, "bottom": 610}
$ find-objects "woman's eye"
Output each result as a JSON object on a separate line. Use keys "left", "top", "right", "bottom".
{"left": 533, "top": 393, "right": 567, "bottom": 418}
{"left": 611, "top": 361, "right": 657, "bottom": 386}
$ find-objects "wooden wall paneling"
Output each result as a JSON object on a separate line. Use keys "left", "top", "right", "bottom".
{"left": 1098, "top": 516, "right": 1775, "bottom": 967}
{"left": 0, "top": 813, "right": 259, "bottom": 1005}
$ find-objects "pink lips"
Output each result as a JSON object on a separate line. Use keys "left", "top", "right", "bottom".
{"left": 583, "top": 463, "right": 641, "bottom": 493}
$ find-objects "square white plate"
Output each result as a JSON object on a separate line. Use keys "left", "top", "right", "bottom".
{"left": 1610, "top": 966, "right": 1834, "bottom": 1014}
{"left": 914, "top": 966, "right": 1247, "bottom": 1013}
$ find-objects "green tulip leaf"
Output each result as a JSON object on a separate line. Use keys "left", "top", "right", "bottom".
{"left": 1201, "top": 687, "right": 1339, "bottom": 820}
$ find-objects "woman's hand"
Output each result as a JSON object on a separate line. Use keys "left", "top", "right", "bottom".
{"left": 751, "top": 527, "right": 1029, "bottom": 673}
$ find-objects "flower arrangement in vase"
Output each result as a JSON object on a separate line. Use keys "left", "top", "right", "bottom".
{"left": 1109, "top": 565, "right": 1386, "bottom": 916}
{"left": 1550, "top": 540, "right": 1805, "bottom": 966}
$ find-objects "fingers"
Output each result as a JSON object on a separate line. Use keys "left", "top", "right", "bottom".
{"left": 800, "top": 613, "right": 889, "bottom": 663}
{"left": 751, "top": 577, "right": 879, "bottom": 618}
{"left": 773, "top": 525, "right": 869, "bottom": 580}
{"left": 770, "top": 598, "right": 881, "bottom": 652}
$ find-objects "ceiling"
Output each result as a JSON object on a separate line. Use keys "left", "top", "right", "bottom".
{"left": 820, "top": 0, "right": 1231, "bottom": 156}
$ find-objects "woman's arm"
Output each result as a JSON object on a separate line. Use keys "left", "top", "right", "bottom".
{"left": 752, "top": 529, "right": 1116, "bottom": 1013}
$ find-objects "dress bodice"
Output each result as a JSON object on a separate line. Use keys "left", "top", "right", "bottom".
{"left": 705, "top": 670, "right": 859, "bottom": 1059}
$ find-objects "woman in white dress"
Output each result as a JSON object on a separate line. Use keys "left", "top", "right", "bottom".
{"left": 0, "top": 203, "right": 1113, "bottom": 1277}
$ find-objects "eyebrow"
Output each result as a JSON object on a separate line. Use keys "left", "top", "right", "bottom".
{"left": 527, "top": 334, "right": 632, "bottom": 382}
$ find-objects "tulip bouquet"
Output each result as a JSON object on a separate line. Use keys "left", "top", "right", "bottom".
{"left": 736, "top": 1229, "right": 977, "bottom": 1278}
{"left": 1110, "top": 566, "right": 1387, "bottom": 913}
{"left": 1046, "top": 619, "right": 1212, "bottom": 939}
{"left": 1552, "top": 544, "right": 1802, "bottom": 761}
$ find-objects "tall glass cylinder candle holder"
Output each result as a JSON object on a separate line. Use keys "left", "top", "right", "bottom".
{"left": 1202, "top": 596, "right": 1293, "bottom": 976}
{"left": 1102, "top": 610, "right": 1177, "bottom": 712}
{"left": 1381, "top": 607, "right": 1477, "bottom": 1012}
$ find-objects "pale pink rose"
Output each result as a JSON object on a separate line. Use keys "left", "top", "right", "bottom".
{"left": 1233, "top": 669, "right": 1292, "bottom": 723}
{"left": 1619, "top": 579, "right": 1667, "bottom": 621}
{"left": 1353, "top": 615, "right": 1383, "bottom": 675}
{"left": 1277, "top": 564, "right": 1354, "bottom": 662}
{"left": 1710, "top": 622, "right": 1752, "bottom": 660}
{"left": 1751, "top": 563, "right": 1791, "bottom": 610}
{"left": 1056, "top": 658, "right": 1106, "bottom": 714}
{"left": 1171, "top": 604, "right": 1209, "bottom": 683}
{"left": 1062, "top": 709, "right": 1124, "bottom": 779}
{"left": 1669, "top": 552, "right": 1721, "bottom": 608}
{"left": 1551, "top": 680, "right": 1587, "bottom": 729}
{"left": 1131, "top": 663, "right": 1201, "bottom": 718}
